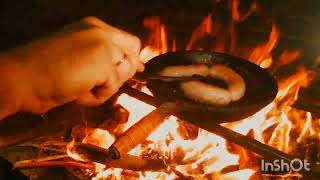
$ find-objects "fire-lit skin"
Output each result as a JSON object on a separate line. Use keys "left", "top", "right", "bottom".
{"left": 0, "top": 17, "right": 143, "bottom": 120}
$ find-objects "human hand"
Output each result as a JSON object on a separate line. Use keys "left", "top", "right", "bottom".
{"left": 0, "top": 17, "right": 142, "bottom": 118}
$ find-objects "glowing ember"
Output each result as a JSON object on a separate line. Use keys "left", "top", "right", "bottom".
{"left": 67, "top": 140, "right": 86, "bottom": 162}
{"left": 66, "top": 1, "right": 319, "bottom": 179}
{"left": 140, "top": 46, "right": 160, "bottom": 64}
{"left": 82, "top": 129, "right": 115, "bottom": 148}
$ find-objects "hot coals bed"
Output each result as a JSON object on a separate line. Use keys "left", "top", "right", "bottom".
{"left": 1, "top": 0, "right": 320, "bottom": 179}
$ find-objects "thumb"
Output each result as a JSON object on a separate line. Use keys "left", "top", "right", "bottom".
{"left": 76, "top": 71, "right": 120, "bottom": 106}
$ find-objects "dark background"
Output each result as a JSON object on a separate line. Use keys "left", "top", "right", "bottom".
{"left": 0, "top": 0, "right": 319, "bottom": 58}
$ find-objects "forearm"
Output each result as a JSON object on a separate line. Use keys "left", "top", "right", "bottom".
{"left": 0, "top": 51, "right": 28, "bottom": 120}
{"left": 0, "top": 17, "right": 143, "bottom": 120}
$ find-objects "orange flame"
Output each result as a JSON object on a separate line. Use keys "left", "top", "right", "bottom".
{"left": 249, "top": 24, "right": 280, "bottom": 65}
{"left": 186, "top": 14, "right": 213, "bottom": 50}
{"left": 231, "top": 0, "right": 257, "bottom": 22}
{"left": 67, "top": 2, "right": 318, "bottom": 179}
{"left": 278, "top": 49, "right": 303, "bottom": 67}
{"left": 142, "top": 16, "right": 168, "bottom": 54}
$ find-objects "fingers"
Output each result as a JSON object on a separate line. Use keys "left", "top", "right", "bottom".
{"left": 83, "top": 16, "right": 143, "bottom": 75}
{"left": 76, "top": 66, "right": 120, "bottom": 106}
{"left": 110, "top": 33, "right": 141, "bottom": 79}
{"left": 76, "top": 91, "right": 103, "bottom": 106}
{"left": 76, "top": 17, "right": 144, "bottom": 106}
{"left": 76, "top": 82, "right": 119, "bottom": 106}
{"left": 137, "top": 62, "right": 145, "bottom": 72}
{"left": 114, "top": 35, "right": 142, "bottom": 75}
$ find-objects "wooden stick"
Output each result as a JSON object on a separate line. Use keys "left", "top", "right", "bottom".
{"left": 15, "top": 155, "right": 69, "bottom": 164}
{"left": 14, "top": 147, "right": 167, "bottom": 172}
{"left": 119, "top": 85, "right": 162, "bottom": 107}
{"left": 209, "top": 125, "right": 293, "bottom": 161}
{"left": 106, "top": 156, "right": 166, "bottom": 171}
{"left": 18, "top": 143, "right": 66, "bottom": 153}
{"left": 14, "top": 160, "right": 95, "bottom": 171}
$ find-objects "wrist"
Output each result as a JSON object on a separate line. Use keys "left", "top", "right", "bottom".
{"left": 0, "top": 51, "right": 31, "bottom": 118}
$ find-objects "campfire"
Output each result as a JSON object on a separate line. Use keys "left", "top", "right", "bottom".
{"left": 2, "top": 0, "right": 320, "bottom": 179}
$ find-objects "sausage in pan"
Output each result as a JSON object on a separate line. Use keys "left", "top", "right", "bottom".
{"left": 158, "top": 64, "right": 245, "bottom": 105}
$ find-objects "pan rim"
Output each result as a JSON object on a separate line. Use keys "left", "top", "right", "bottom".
{"left": 141, "top": 51, "right": 278, "bottom": 122}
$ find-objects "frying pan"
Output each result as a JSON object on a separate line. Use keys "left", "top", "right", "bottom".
{"left": 137, "top": 51, "right": 278, "bottom": 123}
{"left": 89, "top": 51, "right": 278, "bottom": 160}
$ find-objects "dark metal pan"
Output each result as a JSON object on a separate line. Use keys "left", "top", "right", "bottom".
{"left": 138, "top": 51, "right": 278, "bottom": 123}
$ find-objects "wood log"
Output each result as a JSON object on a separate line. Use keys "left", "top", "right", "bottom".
{"left": 14, "top": 160, "right": 95, "bottom": 171}
{"left": 73, "top": 143, "right": 167, "bottom": 171}
{"left": 0, "top": 102, "right": 113, "bottom": 148}
{"left": 121, "top": 86, "right": 320, "bottom": 177}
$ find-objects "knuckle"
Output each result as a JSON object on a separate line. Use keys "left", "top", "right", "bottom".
{"left": 108, "top": 83, "right": 119, "bottom": 94}
{"left": 91, "top": 96, "right": 106, "bottom": 106}
{"left": 86, "top": 27, "right": 109, "bottom": 47}
{"left": 92, "top": 39, "right": 109, "bottom": 54}
{"left": 131, "top": 36, "right": 141, "bottom": 50}
{"left": 82, "top": 16, "right": 103, "bottom": 26}
{"left": 88, "top": 26, "right": 105, "bottom": 37}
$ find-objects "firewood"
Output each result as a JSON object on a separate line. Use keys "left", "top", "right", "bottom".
{"left": 14, "top": 149, "right": 167, "bottom": 172}
{"left": 15, "top": 154, "right": 69, "bottom": 164}
{"left": 14, "top": 160, "right": 95, "bottom": 171}
{"left": 18, "top": 143, "right": 66, "bottom": 153}
{"left": 72, "top": 143, "right": 167, "bottom": 171}
{"left": 13, "top": 155, "right": 95, "bottom": 171}
{"left": 122, "top": 87, "right": 294, "bottom": 160}
{"left": 0, "top": 102, "right": 113, "bottom": 148}
{"left": 106, "top": 156, "right": 166, "bottom": 171}
{"left": 121, "top": 86, "right": 320, "bottom": 177}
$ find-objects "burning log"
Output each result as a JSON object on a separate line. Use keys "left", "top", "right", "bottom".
{"left": 13, "top": 154, "right": 95, "bottom": 170}
{"left": 0, "top": 102, "right": 113, "bottom": 148}
{"left": 14, "top": 143, "right": 167, "bottom": 172}
{"left": 105, "top": 156, "right": 167, "bottom": 171}
{"left": 72, "top": 143, "right": 167, "bottom": 171}
{"left": 14, "top": 157, "right": 167, "bottom": 173}
{"left": 122, "top": 86, "right": 292, "bottom": 159}
{"left": 14, "top": 160, "right": 96, "bottom": 171}
{"left": 121, "top": 86, "right": 320, "bottom": 177}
